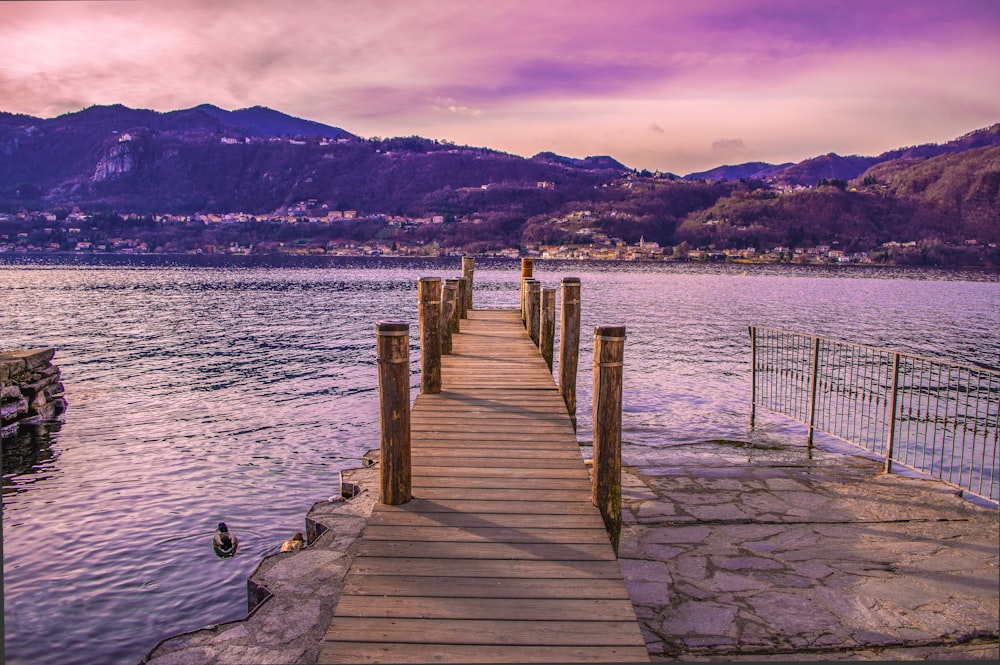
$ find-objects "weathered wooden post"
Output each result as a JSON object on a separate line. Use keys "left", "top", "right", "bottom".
{"left": 559, "top": 277, "right": 581, "bottom": 428}
{"left": 520, "top": 257, "right": 534, "bottom": 325}
{"left": 458, "top": 276, "right": 469, "bottom": 320}
{"left": 526, "top": 279, "right": 541, "bottom": 347}
{"left": 418, "top": 277, "right": 442, "bottom": 394}
{"left": 541, "top": 287, "right": 556, "bottom": 371}
{"left": 441, "top": 282, "right": 458, "bottom": 355}
{"left": 445, "top": 278, "right": 461, "bottom": 336}
{"left": 593, "top": 324, "right": 625, "bottom": 554}
{"left": 461, "top": 256, "right": 475, "bottom": 312}
{"left": 376, "top": 321, "right": 411, "bottom": 505}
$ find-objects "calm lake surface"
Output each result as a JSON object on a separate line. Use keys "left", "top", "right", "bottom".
{"left": 2, "top": 256, "right": 998, "bottom": 665}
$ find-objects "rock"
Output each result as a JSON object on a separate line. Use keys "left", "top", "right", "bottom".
{"left": 1, "top": 385, "right": 23, "bottom": 401}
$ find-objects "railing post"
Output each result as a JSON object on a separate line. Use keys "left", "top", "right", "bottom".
{"left": 541, "top": 288, "right": 556, "bottom": 371}
{"left": 418, "top": 277, "right": 442, "bottom": 394}
{"left": 462, "top": 256, "right": 475, "bottom": 313}
{"left": 520, "top": 257, "right": 534, "bottom": 324}
{"left": 806, "top": 335, "right": 820, "bottom": 449}
{"left": 885, "top": 352, "right": 901, "bottom": 473}
{"left": 526, "top": 279, "right": 541, "bottom": 347}
{"left": 441, "top": 282, "right": 458, "bottom": 355}
{"left": 593, "top": 325, "right": 626, "bottom": 555}
{"left": 376, "top": 321, "right": 411, "bottom": 505}
{"left": 559, "top": 277, "right": 581, "bottom": 429}
{"left": 749, "top": 326, "right": 757, "bottom": 429}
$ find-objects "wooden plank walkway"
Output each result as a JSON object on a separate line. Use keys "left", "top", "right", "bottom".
{"left": 320, "top": 308, "right": 649, "bottom": 663}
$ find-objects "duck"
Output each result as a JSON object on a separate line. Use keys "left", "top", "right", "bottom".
{"left": 280, "top": 532, "right": 305, "bottom": 553}
{"left": 213, "top": 522, "right": 238, "bottom": 558}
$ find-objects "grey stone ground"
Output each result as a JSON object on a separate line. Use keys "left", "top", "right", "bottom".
{"left": 145, "top": 443, "right": 998, "bottom": 663}
{"left": 620, "top": 441, "right": 999, "bottom": 661}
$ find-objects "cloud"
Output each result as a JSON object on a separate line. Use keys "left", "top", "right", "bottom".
{"left": 431, "top": 97, "right": 482, "bottom": 118}
{"left": 1, "top": 0, "right": 998, "bottom": 173}
{"left": 712, "top": 138, "right": 745, "bottom": 151}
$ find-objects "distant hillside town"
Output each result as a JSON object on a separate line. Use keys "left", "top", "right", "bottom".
{"left": 1, "top": 105, "right": 997, "bottom": 267}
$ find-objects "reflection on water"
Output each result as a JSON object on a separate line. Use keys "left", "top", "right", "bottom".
{"left": 1, "top": 256, "right": 998, "bottom": 665}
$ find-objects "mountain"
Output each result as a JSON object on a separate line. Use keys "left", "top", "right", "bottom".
{"left": 0, "top": 104, "right": 997, "bottom": 264}
{"left": 0, "top": 105, "right": 623, "bottom": 214}
{"left": 685, "top": 161, "right": 791, "bottom": 182}
{"left": 186, "top": 104, "right": 357, "bottom": 139}
{"left": 686, "top": 124, "right": 1000, "bottom": 186}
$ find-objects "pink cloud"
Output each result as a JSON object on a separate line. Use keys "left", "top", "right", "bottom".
{"left": 1, "top": 0, "right": 998, "bottom": 172}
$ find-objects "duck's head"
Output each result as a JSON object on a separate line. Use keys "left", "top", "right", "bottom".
{"left": 218, "top": 522, "right": 229, "bottom": 533}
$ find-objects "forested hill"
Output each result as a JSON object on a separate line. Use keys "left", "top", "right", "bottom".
{"left": 0, "top": 105, "right": 997, "bottom": 262}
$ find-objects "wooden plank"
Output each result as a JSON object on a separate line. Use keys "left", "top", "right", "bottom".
{"left": 370, "top": 497, "right": 600, "bottom": 515}
{"left": 319, "top": 642, "right": 650, "bottom": 664}
{"left": 367, "top": 511, "right": 606, "bottom": 530}
{"left": 357, "top": 540, "right": 616, "bottom": 560}
{"left": 411, "top": 487, "right": 592, "bottom": 502}
{"left": 340, "top": 575, "right": 631, "bottom": 600}
{"left": 349, "top": 557, "right": 622, "bottom": 579}
{"left": 412, "top": 457, "right": 583, "bottom": 470}
{"left": 334, "top": 596, "right": 639, "bottom": 620}
{"left": 325, "top": 617, "right": 645, "bottom": 646}
{"left": 361, "top": 525, "right": 610, "bottom": 544}
{"left": 409, "top": 465, "right": 588, "bottom": 479}
{"left": 411, "top": 476, "right": 590, "bottom": 490}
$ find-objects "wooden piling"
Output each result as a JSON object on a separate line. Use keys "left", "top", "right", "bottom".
{"left": 541, "top": 287, "right": 556, "bottom": 371}
{"left": 593, "top": 324, "right": 625, "bottom": 554}
{"left": 559, "top": 278, "right": 581, "bottom": 428}
{"left": 458, "top": 277, "right": 469, "bottom": 320}
{"left": 418, "top": 277, "right": 442, "bottom": 394}
{"left": 444, "top": 278, "right": 461, "bottom": 336}
{"left": 376, "top": 321, "right": 411, "bottom": 505}
{"left": 520, "top": 257, "right": 534, "bottom": 324}
{"left": 526, "top": 279, "right": 541, "bottom": 347}
{"left": 441, "top": 282, "right": 458, "bottom": 355}
{"left": 461, "top": 256, "right": 475, "bottom": 312}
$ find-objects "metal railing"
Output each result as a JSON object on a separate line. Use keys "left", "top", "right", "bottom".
{"left": 749, "top": 326, "right": 999, "bottom": 504}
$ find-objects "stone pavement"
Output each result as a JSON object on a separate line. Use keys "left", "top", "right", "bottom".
{"left": 145, "top": 442, "right": 998, "bottom": 663}
{"left": 618, "top": 440, "right": 999, "bottom": 661}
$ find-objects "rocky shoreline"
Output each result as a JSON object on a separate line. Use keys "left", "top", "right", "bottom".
{"left": 1, "top": 348, "right": 67, "bottom": 439}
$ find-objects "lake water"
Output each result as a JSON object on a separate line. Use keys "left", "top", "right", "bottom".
{"left": 2, "top": 256, "right": 998, "bottom": 665}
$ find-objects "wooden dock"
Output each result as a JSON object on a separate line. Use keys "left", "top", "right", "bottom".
{"left": 320, "top": 308, "right": 649, "bottom": 663}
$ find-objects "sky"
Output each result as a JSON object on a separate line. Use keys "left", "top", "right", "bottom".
{"left": 1, "top": 0, "right": 999, "bottom": 174}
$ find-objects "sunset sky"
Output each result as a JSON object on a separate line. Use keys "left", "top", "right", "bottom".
{"left": 2, "top": 0, "right": 999, "bottom": 174}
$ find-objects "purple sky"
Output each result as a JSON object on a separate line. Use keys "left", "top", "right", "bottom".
{"left": 2, "top": 0, "right": 998, "bottom": 173}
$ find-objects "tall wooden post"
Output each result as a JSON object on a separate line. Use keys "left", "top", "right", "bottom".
{"left": 520, "top": 257, "right": 534, "bottom": 324}
{"left": 559, "top": 277, "right": 581, "bottom": 429}
{"left": 376, "top": 321, "right": 411, "bottom": 505}
{"left": 541, "top": 287, "right": 556, "bottom": 371}
{"left": 461, "top": 256, "right": 475, "bottom": 313}
{"left": 441, "top": 282, "right": 458, "bottom": 355}
{"left": 593, "top": 325, "right": 625, "bottom": 554}
{"left": 418, "top": 277, "right": 442, "bottom": 394}
{"left": 458, "top": 277, "right": 469, "bottom": 320}
{"left": 526, "top": 279, "right": 541, "bottom": 347}
{"left": 445, "top": 278, "right": 461, "bottom": 335}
